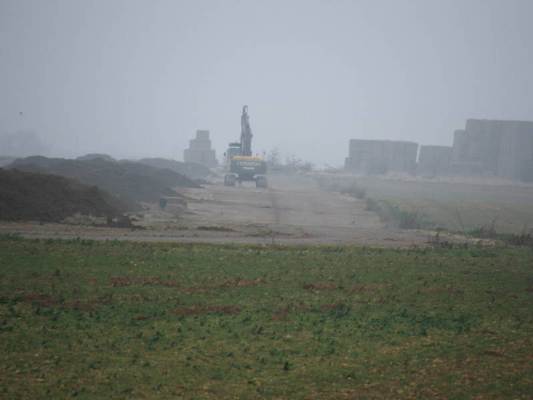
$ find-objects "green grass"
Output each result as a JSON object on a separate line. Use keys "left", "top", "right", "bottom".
{"left": 365, "top": 198, "right": 433, "bottom": 229}
{"left": 0, "top": 237, "right": 532, "bottom": 399}
{"left": 356, "top": 177, "right": 533, "bottom": 234}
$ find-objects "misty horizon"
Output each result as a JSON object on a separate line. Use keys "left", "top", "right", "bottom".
{"left": 2, "top": 0, "right": 533, "bottom": 166}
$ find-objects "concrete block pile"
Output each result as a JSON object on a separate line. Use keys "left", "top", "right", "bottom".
{"left": 345, "top": 119, "right": 533, "bottom": 182}
{"left": 183, "top": 130, "right": 218, "bottom": 168}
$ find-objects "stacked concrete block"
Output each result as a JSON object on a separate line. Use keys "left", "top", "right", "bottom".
{"left": 183, "top": 130, "right": 217, "bottom": 167}
{"left": 464, "top": 120, "right": 502, "bottom": 175}
{"left": 451, "top": 130, "right": 468, "bottom": 163}
{"left": 418, "top": 145, "right": 452, "bottom": 176}
{"left": 345, "top": 139, "right": 418, "bottom": 174}
{"left": 450, "top": 119, "right": 533, "bottom": 181}
{"left": 385, "top": 141, "right": 418, "bottom": 174}
{"left": 496, "top": 121, "right": 533, "bottom": 181}
{"left": 345, "top": 119, "right": 533, "bottom": 181}
{"left": 345, "top": 139, "right": 386, "bottom": 173}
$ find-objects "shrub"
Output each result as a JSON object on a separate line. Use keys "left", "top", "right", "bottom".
{"left": 341, "top": 183, "right": 366, "bottom": 199}
{"left": 365, "top": 198, "right": 431, "bottom": 229}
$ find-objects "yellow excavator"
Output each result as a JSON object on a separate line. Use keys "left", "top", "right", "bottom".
{"left": 224, "top": 106, "right": 268, "bottom": 188}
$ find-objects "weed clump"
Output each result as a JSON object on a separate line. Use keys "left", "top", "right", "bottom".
{"left": 340, "top": 182, "right": 366, "bottom": 199}
{"left": 468, "top": 226, "right": 533, "bottom": 247}
{"left": 316, "top": 177, "right": 366, "bottom": 199}
{"left": 365, "top": 198, "right": 432, "bottom": 229}
{"left": 196, "top": 225, "right": 235, "bottom": 232}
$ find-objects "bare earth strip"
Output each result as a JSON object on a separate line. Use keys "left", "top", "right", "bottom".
{"left": 0, "top": 175, "right": 459, "bottom": 247}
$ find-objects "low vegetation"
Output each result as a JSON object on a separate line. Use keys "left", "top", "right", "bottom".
{"left": 316, "top": 176, "right": 431, "bottom": 229}
{"left": 0, "top": 237, "right": 532, "bottom": 399}
{"left": 356, "top": 176, "right": 533, "bottom": 234}
{"left": 468, "top": 225, "right": 533, "bottom": 247}
{"left": 317, "top": 174, "right": 533, "bottom": 235}
{"left": 365, "top": 198, "right": 433, "bottom": 229}
{"left": 340, "top": 182, "right": 367, "bottom": 199}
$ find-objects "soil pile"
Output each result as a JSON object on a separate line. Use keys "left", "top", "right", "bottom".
{"left": 138, "top": 158, "right": 211, "bottom": 180}
{"left": 0, "top": 168, "right": 126, "bottom": 221}
{"left": 76, "top": 153, "right": 116, "bottom": 162}
{"left": 0, "top": 157, "right": 16, "bottom": 167}
{"left": 9, "top": 156, "right": 199, "bottom": 206}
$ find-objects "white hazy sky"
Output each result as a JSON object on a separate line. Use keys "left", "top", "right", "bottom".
{"left": 1, "top": 0, "right": 532, "bottom": 166}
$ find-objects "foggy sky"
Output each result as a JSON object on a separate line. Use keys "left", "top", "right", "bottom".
{"left": 1, "top": 0, "right": 532, "bottom": 166}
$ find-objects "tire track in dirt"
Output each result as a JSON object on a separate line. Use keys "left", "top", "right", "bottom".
{"left": 268, "top": 188, "right": 281, "bottom": 225}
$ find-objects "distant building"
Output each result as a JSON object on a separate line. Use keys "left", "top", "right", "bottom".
{"left": 418, "top": 145, "right": 452, "bottom": 176}
{"left": 345, "top": 139, "right": 418, "bottom": 174}
{"left": 183, "top": 130, "right": 217, "bottom": 168}
{"left": 451, "top": 119, "right": 533, "bottom": 181}
{"left": 344, "top": 119, "right": 533, "bottom": 182}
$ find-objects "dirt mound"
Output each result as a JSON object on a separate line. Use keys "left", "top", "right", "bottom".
{"left": 9, "top": 156, "right": 199, "bottom": 206}
{"left": 138, "top": 158, "right": 211, "bottom": 180}
{"left": 0, "top": 168, "right": 126, "bottom": 221}
{"left": 76, "top": 153, "right": 115, "bottom": 162}
{"left": 0, "top": 157, "right": 16, "bottom": 167}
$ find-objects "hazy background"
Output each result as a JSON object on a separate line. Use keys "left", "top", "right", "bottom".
{"left": 1, "top": 0, "right": 532, "bottom": 166}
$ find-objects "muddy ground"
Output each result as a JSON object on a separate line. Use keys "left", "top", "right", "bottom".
{"left": 0, "top": 174, "right": 475, "bottom": 247}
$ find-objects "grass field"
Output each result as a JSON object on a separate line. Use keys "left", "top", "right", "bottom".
{"left": 356, "top": 177, "right": 533, "bottom": 234}
{"left": 0, "top": 236, "right": 532, "bottom": 399}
